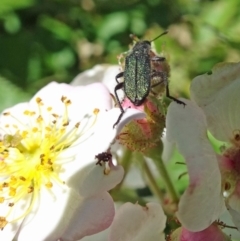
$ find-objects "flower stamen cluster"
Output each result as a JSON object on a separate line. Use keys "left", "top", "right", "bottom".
{"left": 0, "top": 95, "right": 99, "bottom": 230}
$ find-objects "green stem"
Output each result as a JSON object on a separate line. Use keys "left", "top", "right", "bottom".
{"left": 116, "top": 148, "right": 132, "bottom": 189}
{"left": 146, "top": 143, "right": 179, "bottom": 204}
{"left": 138, "top": 154, "right": 164, "bottom": 203}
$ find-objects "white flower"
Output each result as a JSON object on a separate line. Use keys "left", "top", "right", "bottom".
{"left": 166, "top": 99, "right": 225, "bottom": 231}
{"left": 190, "top": 62, "right": 240, "bottom": 230}
{"left": 71, "top": 65, "right": 120, "bottom": 97}
{"left": 166, "top": 62, "right": 240, "bottom": 232}
{"left": 108, "top": 202, "right": 166, "bottom": 241}
{"left": 0, "top": 81, "right": 144, "bottom": 241}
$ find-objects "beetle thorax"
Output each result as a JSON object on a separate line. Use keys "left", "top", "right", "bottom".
{"left": 132, "top": 41, "right": 151, "bottom": 55}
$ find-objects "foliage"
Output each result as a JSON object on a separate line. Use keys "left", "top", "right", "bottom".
{"left": 0, "top": 0, "right": 240, "bottom": 111}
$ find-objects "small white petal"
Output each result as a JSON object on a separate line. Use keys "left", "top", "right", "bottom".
{"left": 190, "top": 62, "right": 240, "bottom": 141}
{"left": 108, "top": 202, "right": 166, "bottom": 241}
{"left": 70, "top": 163, "right": 124, "bottom": 197}
{"left": 161, "top": 129, "right": 175, "bottom": 162}
{"left": 71, "top": 65, "right": 120, "bottom": 95}
{"left": 166, "top": 99, "right": 225, "bottom": 231}
{"left": 60, "top": 192, "right": 115, "bottom": 241}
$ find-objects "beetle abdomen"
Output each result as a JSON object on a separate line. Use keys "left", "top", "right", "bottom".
{"left": 124, "top": 52, "right": 151, "bottom": 105}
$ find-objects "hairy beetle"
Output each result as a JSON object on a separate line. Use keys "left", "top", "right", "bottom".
{"left": 113, "top": 31, "right": 185, "bottom": 127}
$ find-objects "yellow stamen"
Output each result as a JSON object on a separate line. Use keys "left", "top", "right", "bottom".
{"left": 0, "top": 95, "right": 100, "bottom": 229}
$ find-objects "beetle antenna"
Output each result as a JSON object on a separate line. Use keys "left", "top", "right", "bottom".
{"left": 150, "top": 30, "right": 168, "bottom": 42}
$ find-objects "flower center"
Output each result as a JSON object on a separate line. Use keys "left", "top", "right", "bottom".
{"left": 0, "top": 96, "right": 99, "bottom": 230}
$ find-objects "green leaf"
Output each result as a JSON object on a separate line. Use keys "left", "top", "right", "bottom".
{"left": 0, "top": 76, "right": 31, "bottom": 112}
{"left": 98, "top": 12, "right": 129, "bottom": 41}
{"left": 0, "top": 0, "right": 35, "bottom": 15}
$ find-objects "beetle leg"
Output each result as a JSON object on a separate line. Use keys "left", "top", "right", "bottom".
{"left": 113, "top": 82, "right": 125, "bottom": 128}
{"left": 151, "top": 56, "right": 166, "bottom": 62}
{"left": 150, "top": 90, "right": 158, "bottom": 95}
{"left": 115, "top": 72, "right": 124, "bottom": 84}
{"left": 151, "top": 71, "right": 186, "bottom": 106}
{"left": 166, "top": 83, "right": 186, "bottom": 106}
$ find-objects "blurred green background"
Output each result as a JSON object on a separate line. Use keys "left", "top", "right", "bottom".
{"left": 0, "top": 0, "right": 240, "bottom": 111}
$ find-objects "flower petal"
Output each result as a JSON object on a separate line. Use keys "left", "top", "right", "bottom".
{"left": 72, "top": 162, "right": 124, "bottom": 197}
{"left": 0, "top": 81, "right": 130, "bottom": 240}
{"left": 15, "top": 162, "right": 122, "bottom": 241}
{"left": 166, "top": 99, "right": 225, "bottom": 231}
{"left": 60, "top": 108, "right": 145, "bottom": 184}
{"left": 30, "top": 81, "right": 113, "bottom": 120}
{"left": 227, "top": 205, "right": 240, "bottom": 231}
{"left": 60, "top": 192, "right": 114, "bottom": 241}
{"left": 71, "top": 64, "right": 120, "bottom": 95}
{"left": 0, "top": 216, "right": 22, "bottom": 241}
{"left": 108, "top": 202, "right": 166, "bottom": 241}
{"left": 228, "top": 182, "right": 240, "bottom": 215}
{"left": 226, "top": 184, "right": 240, "bottom": 230}
{"left": 93, "top": 108, "right": 146, "bottom": 150}
{"left": 61, "top": 192, "right": 115, "bottom": 241}
{"left": 161, "top": 129, "right": 175, "bottom": 162}
{"left": 171, "top": 225, "right": 231, "bottom": 241}
{"left": 190, "top": 62, "right": 240, "bottom": 142}
{"left": 14, "top": 186, "right": 77, "bottom": 241}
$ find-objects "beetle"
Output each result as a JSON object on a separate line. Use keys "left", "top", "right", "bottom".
{"left": 113, "top": 31, "right": 185, "bottom": 127}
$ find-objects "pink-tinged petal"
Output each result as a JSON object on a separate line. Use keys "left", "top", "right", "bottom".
{"left": 166, "top": 99, "right": 225, "bottom": 231}
{"left": 71, "top": 65, "right": 120, "bottom": 95}
{"left": 15, "top": 188, "right": 114, "bottom": 241}
{"left": 60, "top": 192, "right": 114, "bottom": 241}
{"left": 70, "top": 162, "right": 124, "bottom": 197}
{"left": 171, "top": 225, "right": 231, "bottom": 241}
{"left": 190, "top": 62, "right": 240, "bottom": 142}
{"left": 108, "top": 202, "right": 166, "bottom": 241}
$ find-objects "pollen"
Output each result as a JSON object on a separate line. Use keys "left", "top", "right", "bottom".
{"left": 36, "top": 97, "right": 43, "bottom": 104}
{"left": 0, "top": 95, "right": 100, "bottom": 230}
{"left": 93, "top": 108, "right": 100, "bottom": 114}
{"left": 0, "top": 217, "right": 7, "bottom": 230}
